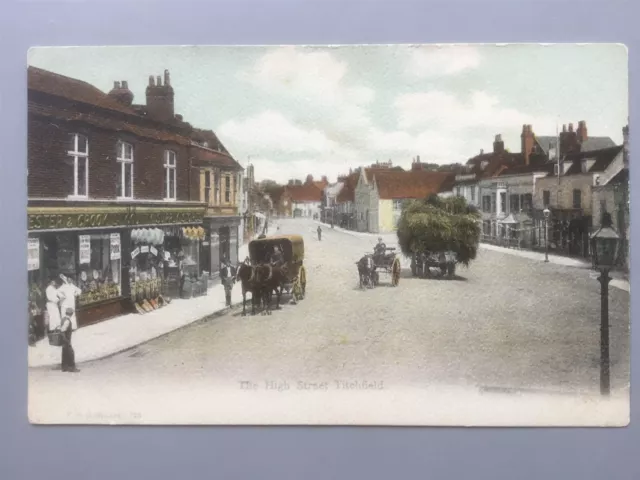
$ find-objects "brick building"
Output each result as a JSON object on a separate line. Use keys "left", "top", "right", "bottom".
{"left": 27, "top": 66, "right": 239, "bottom": 333}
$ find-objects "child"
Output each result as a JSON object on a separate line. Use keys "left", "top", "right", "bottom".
{"left": 60, "top": 308, "right": 79, "bottom": 373}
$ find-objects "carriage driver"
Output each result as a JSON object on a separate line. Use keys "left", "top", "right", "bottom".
{"left": 270, "top": 245, "right": 284, "bottom": 267}
{"left": 374, "top": 237, "right": 387, "bottom": 263}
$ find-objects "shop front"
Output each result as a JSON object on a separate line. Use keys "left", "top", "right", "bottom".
{"left": 27, "top": 203, "right": 206, "bottom": 334}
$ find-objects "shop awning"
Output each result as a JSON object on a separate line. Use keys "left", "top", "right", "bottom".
{"left": 131, "top": 228, "right": 165, "bottom": 245}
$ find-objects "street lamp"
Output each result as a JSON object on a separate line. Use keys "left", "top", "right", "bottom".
{"left": 590, "top": 212, "right": 620, "bottom": 396}
{"left": 543, "top": 208, "right": 551, "bottom": 262}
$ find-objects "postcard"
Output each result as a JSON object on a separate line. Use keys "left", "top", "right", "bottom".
{"left": 27, "top": 44, "right": 629, "bottom": 425}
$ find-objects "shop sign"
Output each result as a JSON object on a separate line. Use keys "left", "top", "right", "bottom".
{"left": 141, "top": 246, "right": 150, "bottom": 254}
{"left": 28, "top": 207, "right": 206, "bottom": 232}
{"left": 79, "top": 235, "right": 91, "bottom": 264}
{"left": 150, "top": 246, "right": 158, "bottom": 256}
{"left": 28, "top": 237, "right": 40, "bottom": 271}
{"left": 131, "top": 247, "right": 141, "bottom": 259}
{"left": 110, "top": 233, "right": 121, "bottom": 260}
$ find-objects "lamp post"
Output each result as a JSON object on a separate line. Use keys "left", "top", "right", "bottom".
{"left": 590, "top": 212, "right": 620, "bottom": 397}
{"left": 543, "top": 208, "right": 550, "bottom": 262}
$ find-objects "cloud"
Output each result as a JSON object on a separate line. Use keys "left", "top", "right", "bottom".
{"left": 394, "top": 90, "right": 555, "bottom": 131}
{"left": 407, "top": 45, "right": 482, "bottom": 77}
{"left": 245, "top": 46, "right": 375, "bottom": 108}
{"left": 217, "top": 111, "right": 336, "bottom": 153}
{"left": 247, "top": 157, "right": 352, "bottom": 185}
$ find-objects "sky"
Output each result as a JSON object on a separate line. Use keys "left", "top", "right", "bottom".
{"left": 28, "top": 44, "right": 628, "bottom": 184}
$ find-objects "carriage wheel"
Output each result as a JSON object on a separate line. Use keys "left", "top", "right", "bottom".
{"left": 299, "top": 265, "right": 306, "bottom": 299}
{"left": 391, "top": 258, "right": 401, "bottom": 286}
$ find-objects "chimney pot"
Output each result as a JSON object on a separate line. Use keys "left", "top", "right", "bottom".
{"left": 164, "top": 70, "right": 171, "bottom": 86}
{"left": 568, "top": 123, "right": 574, "bottom": 132}
{"left": 113, "top": 81, "right": 120, "bottom": 89}
{"left": 149, "top": 75, "right": 155, "bottom": 86}
{"left": 121, "top": 81, "right": 128, "bottom": 89}
{"left": 156, "top": 75, "right": 162, "bottom": 86}
{"left": 562, "top": 124, "right": 567, "bottom": 133}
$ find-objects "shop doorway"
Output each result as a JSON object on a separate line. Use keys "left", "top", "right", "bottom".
{"left": 219, "top": 226, "right": 230, "bottom": 264}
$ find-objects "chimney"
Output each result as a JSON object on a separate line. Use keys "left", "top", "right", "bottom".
{"left": 562, "top": 124, "right": 567, "bottom": 133}
{"left": 146, "top": 70, "right": 175, "bottom": 122}
{"left": 568, "top": 123, "right": 574, "bottom": 132}
{"left": 121, "top": 81, "right": 128, "bottom": 89}
{"left": 417, "top": 155, "right": 420, "bottom": 163}
{"left": 164, "top": 70, "right": 171, "bottom": 86}
{"left": 108, "top": 80, "right": 133, "bottom": 106}
{"left": 521, "top": 124, "right": 534, "bottom": 165}
{"left": 577, "top": 120, "right": 588, "bottom": 143}
{"left": 493, "top": 134, "right": 505, "bottom": 154}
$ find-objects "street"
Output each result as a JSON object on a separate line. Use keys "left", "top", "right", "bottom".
{"left": 28, "top": 217, "right": 630, "bottom": 424}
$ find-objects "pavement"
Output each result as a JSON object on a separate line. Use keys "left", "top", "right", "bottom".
{"left": 28, "top": 225, "right": 277, "bottom": 369}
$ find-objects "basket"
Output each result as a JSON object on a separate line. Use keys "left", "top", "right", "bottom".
{"left": 47, "top": 328, "right": 65, "bottom": 347}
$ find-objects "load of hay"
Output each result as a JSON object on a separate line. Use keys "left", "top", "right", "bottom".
{"left": 396, "top": 195, "right": 481, "bottom": 266}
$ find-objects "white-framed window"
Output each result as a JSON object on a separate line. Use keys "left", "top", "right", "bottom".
{"left": 164, "top": 150, "right": 177, "bottom": 200}
{"left": 67, "top": 133, "right": 89, "bottom": 198}
{"left": 224, "top": 175, "right": 231, "bottom": 203}
{"left": 116, "top": 141, "right": 134, "bottom": 199}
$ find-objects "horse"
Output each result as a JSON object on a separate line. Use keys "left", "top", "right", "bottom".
{"left": 254, "top": 263, "right": 286, "bottom": 315}
{"left": 236, "top": 262, "right": 261, "bottom": 316}
{"left": 356, "top": 254, "right": 376, "bottom": 288}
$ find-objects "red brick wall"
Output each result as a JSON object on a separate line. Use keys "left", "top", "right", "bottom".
{"left": 28, "top": 113, "right": 195, "bottom": 201}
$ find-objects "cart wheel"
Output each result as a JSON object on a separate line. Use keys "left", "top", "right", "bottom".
{"left": 299, "top": 265, "right": 306, "bottom": 299}
{"left": 391, "top": 258, "right": 401, "bottom": 286}
{"left": 447, "top": 263, "right": 456, "bottom": 278}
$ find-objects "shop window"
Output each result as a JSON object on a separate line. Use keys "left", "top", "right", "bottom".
{"left": 470, "top": 187, "right": 476, "bottom": 202}
{"left": 491, "top": 193, "right": 496, "bottom": 213}
{"left": 523, "top": 194, "right": 533, "bottom": 211}
{"left": 543, "top": 190, "right": 550, "bottom": 207}
{"left": 225, "top": 175, "right": 231, "bottom": 203}
{"left": 164, "top": 150, "right": 177, "bottom": 200}
{"left": 41, "top": 233, "right": 122, "bottom": 308}
{"left": 500, "top": 192, "right": 506, "bottom": 213}
{"left": 77, "top": 233, "right": 122, "bottom": 306}
{"left": 116, "top": 141, "right": 134, "bottom": 199}
{"left": 67, "top": 133, "right": 89, "bottom": 198}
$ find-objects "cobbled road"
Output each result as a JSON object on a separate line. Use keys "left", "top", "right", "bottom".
{"left": 29, "top": 217, "right": 630, "bottom": 422}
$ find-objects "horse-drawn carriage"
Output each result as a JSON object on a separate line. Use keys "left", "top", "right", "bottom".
{"left": 357, "top": 245, "right": 401, "bottom": 288}
{"left": 410, "top": 251, "right": 457, "bottom": 278}
{"left": 238, "top": 234, "right": 307, "bottom": 315}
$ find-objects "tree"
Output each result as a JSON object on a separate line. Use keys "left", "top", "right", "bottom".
{"left": 396, "top": 196, "right": 481, "bottom": 266}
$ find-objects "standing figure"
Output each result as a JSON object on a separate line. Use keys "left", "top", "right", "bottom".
{"left": 373, "top": 237, "right": 386, "bottom": 264}
{"left": 45, "top": 277, "right": 64, "bottom": 332}
{"left": 59, "top": 274, "right": 82, "bottom": 330}
{"left": 220, "top": 257, "right": 237, "bottom": 307}
{"left": 60, "top": 307, "right": 79, "bottom": 373}
{"left": 317, "top": 225, "right": 322, "bottom": 241}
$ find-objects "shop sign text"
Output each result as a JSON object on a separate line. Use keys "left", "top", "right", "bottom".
{"left": 28, "top": 209, "right": 205, "bottom": 231}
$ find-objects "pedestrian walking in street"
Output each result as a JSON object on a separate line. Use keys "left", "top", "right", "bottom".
{"left": 58, "top": 274, "right": 82, "bottom": 330}
{"left": 60, "top": 307, "right": 79, "bottom": 373}
{"left": 317, "top": 225, "right": 322, "bottom": 241}
{"left": 45, "top": 277, "right": 64, "bottom": 333}
{"left": 220, "top": 257, "right": 237, "bottom": 307}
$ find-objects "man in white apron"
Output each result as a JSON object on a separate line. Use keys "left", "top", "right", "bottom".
{"left": 59, "top": 274, "right": 82, "bottom": 330}
{"left": 45, "top": 277, "right": 64, "bottom": 331}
